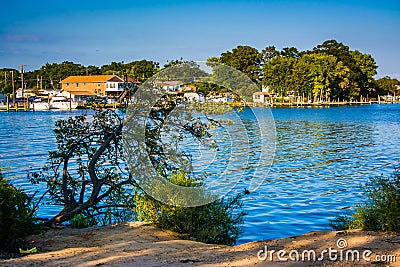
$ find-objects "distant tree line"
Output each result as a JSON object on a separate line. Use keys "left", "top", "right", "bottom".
{"left": 0, "top": 60, "right": 160, "bottom": 95}
{"left": 211, "top": 40, "right": 399, "bottom": 101}
{"left": 0, "top": 40, "right": 399, "bottom": 100}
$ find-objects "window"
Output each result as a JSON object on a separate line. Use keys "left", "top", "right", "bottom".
{"left": 66, "top": 83, "right": 69, "bottom": 88}
{"left": 83, "top": 82, "right": 86, "bottom": 87}
{"left": 76, "top": 83, "right": 79, "bottom": 87}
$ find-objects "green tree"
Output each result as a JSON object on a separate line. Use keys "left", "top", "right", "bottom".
{"left": 85, "top": 65, "right": 101, "bottom": 75}
{"left": 159, "top": 60, "right": 208, "bottom": 84}
{"left": 262, "top": 56, "right": 296, "bottom": 96}
{"left": 206, "top": 60, "right": 257, "bottom": 102}
{"left": 312, "top": 40, "right": 377, "bottom": 100}
{"left": 375, "top": 76, "right": 400, "bottom": 96}
{"left": 350, "top": 50, "right": 378, "bottom": 96}
{"left": 303, "top": 53, "right": 350, "bottom": 102}
{"left": 0, "top": 68, "right": 17, "bottom": 95}
{"left": 128, "top": 84, "right": 246, "bottom": 244}
{"left": 0, "top": 168, "right": 38, "bottom": 251}
{"left": 263, "top": 53, "right": 351, "bottom": 101}
{"left": 100, "top": 61, "right": 125, "bottom": 75}
{"left": 164, "top": 57, "right": 186, "bottom": 68}
{"left": 219, "top": 45, "right": 262, "bottom": 85}
{"left": 30, "top": 87, "right": 246, "bottom": 245}
{"left": 33, "top": 61, "right": 86, "bottom": 89}
{"left": 30, "top": 110, "right": 135, "bottom": 226}
{"left": 261, "top": 45, "right": 280, "bottom": 63}
{"left": 128, "top": 59, "right": 160, "bottom": 82}
{"left": 280, "top": 46, "right": 299, "bottom": 58}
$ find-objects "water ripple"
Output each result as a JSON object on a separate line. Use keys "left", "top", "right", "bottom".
{"left": 0, "top": 105, "right": 399, "bottom": 244}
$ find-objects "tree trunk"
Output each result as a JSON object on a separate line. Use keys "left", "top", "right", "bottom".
{"left": 45, "top": 123, "right": 123, "bottom": 227}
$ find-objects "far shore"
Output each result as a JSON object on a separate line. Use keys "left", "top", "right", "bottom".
{"left": 1, "top": 222, "right": 399, "bottom": 266}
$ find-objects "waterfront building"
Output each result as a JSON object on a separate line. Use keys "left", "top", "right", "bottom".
{"left": 60, "top": 75, "right": 125, "bottom": 101}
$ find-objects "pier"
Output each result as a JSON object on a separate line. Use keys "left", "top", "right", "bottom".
{"left": 0, "top": 96, "right": 30, "bottom": 112}
{"left": 249, "top": 101, "right": 379, "bottom": 108}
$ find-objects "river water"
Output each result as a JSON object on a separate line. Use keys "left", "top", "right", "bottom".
{"left": 0, "top": 104, "right": 399, "bottom": 244}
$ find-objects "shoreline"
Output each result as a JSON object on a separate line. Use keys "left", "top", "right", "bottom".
{"left": 1, "top": 222, "right": 399, "bottom": 266}
{"left": 1, "top": 100, "right": 400, "bottom": 112}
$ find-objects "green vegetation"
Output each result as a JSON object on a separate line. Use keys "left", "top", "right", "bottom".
{"left": 135, "top": 171, "right": 246, "bottom": 246}
{"left": 69, "top": 214, "right": 97, "bottom": 229}
{"left": 1, "top": 40, "right": 399, "bottom": 101}
{"left": 29, "top": 110, "right": 137, "bottom": 227}
{"left": 205, "top": 40, "right": 398, "bottom": 101}
{"left": 330, "top": 167, "right": 400, "bottom": 232}
{"left": 29, "top": 88, "right": 246, "bottom": 245}
{"left": 0, "top": 168, "right": 39, "bottom": 252}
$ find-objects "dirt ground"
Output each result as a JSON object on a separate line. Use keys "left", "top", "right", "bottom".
{"left": 1, "top": 222, "right": 399, "bottom": 266}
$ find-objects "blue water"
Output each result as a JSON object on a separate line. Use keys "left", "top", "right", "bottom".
{"left": 0, "top": 104, "right": 399, "bottom": 244}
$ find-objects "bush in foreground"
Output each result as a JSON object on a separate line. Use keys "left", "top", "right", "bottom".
{"left": 134, "top": 171, "right": 246, "bottom": 246}
{"left": 0, "top": 169, "right": 39, "bottom": 252}
{"left": 330, "top": 167, "right": 400, "bottom": 232}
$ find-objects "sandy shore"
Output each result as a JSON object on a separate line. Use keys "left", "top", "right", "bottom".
{"left": 1, "top": 222, "right": 399, "bottom": 266}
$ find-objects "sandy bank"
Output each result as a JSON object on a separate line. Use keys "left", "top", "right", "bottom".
{"left": 1, "top": 222, "right": 399, "bottom": 266}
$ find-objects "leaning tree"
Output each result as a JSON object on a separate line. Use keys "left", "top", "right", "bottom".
{"left": 29, "top": 62, "right": 247, "bottom": 246}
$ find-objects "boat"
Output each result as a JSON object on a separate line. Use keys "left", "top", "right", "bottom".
{"left": 50, "top": 96, "right": 78, "bottom": 110}
{"left": 30, "top": 98, "right": 50, "bottom": 110}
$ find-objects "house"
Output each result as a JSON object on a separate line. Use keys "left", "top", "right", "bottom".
{"left": 156, "top": 81, "right": 181, "bottom": 92}
{"left": 183, "top": 92, "right": 204, "bottom": 102}
{"left": 15, "top": 88, "right": 36, "bottom": 99}
{"left": 206, "top": 93, "right": 233, "bottom": 103}
{"left": 60, "top": 75, "right": 124, "bottom": 101}
{"left": 253, "top": 92, "right": 273, "bottom": 103}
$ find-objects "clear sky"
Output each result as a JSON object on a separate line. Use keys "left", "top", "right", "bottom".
{"left": 1, "top": 0, "right": 399, "bottom": 78}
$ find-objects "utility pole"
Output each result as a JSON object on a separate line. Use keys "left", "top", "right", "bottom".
{"left": 11, "top": 71, "right": 15, "bottom": 104}
{"left": 19, "top": 64, "right": 26, "bottom": 99}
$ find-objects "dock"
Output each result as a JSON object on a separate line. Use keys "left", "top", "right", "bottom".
{"left": 249, "top": 101, "right": 377, "bottom": 108}
{"left": 0, "top": 96, "right": 31, "bottom": 111}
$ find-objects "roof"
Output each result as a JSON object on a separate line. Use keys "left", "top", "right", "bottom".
{"left": 60, "top": 75, "right": 123, "bottom": 83}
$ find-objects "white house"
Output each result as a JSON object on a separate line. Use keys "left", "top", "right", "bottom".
{"left": 156, "top": 81, "right": 181, "bottom": 92}
{"left": 253, "top": 92, "right": 273, "bottom": 103}
{"left": 184, "top": 92, "right": 204, "bottom": 102}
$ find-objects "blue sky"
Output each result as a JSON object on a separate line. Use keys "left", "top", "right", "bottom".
{"left": 1, "top": 0, "right": 399, "bottom": 78}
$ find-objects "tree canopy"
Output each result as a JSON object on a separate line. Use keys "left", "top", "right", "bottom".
{"left": 206, "top": 40, "right": 388, "bottom": 101}
{"left": 1, "top": 40, "right": 397, "bottom": 99}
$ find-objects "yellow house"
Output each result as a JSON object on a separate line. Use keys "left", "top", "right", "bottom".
{"left": 60, "top": 75, "right": 124, "bottom": 100}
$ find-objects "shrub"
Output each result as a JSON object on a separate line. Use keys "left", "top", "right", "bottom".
{"left": 331, "top": 167, "right": 400, "bottom": 232}
{"left": 69, "top": 214, "right": 97, "bottom": 229}
{"left": 0, "top": 169, "right": 39, "bottom": 252}
{"left": 134, "top": 171, "right": 246, "bottom": 246}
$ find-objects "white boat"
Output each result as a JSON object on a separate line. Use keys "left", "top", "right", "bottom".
{"left": 30, "top": 102, "right": 49, "bottom": 110}
{"left": 50, "top": 96, "right": 78, "bottom": 110}
{"left": 30, "top": 98, "right": 50, "bottom": 110}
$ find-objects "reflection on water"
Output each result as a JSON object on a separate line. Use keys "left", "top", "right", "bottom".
{"left": 0, "top": 105, "right": 399, "bottom": 244}
{"left": 240, "top": 105, "right": 400, "bottom": 244}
